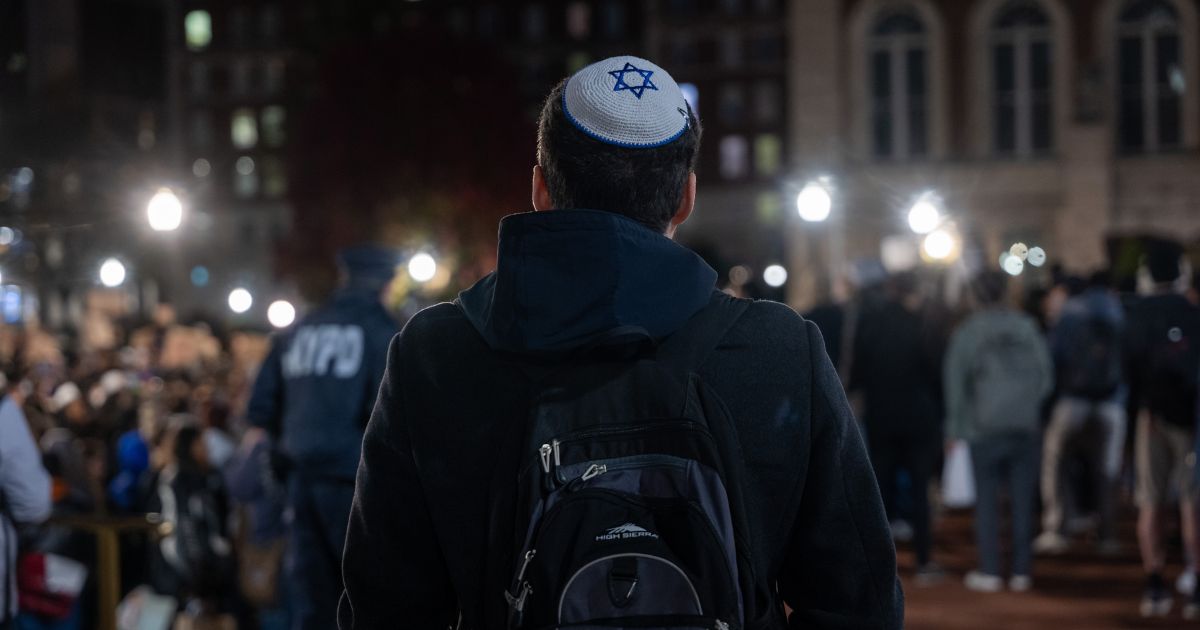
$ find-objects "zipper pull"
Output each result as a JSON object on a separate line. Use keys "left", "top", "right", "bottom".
{"left": 552, "top": 439, "right": 562, "bottom": 468}
{"left": 539, "top": 444, "right": 552, "bottom": 474}
{"left": 714, "top": 620, "right": 730, "bottom": 630}
{"left": 567, "top": 463, "right": 607, "bottom": 491}
{"left": 581, "top": 463, "right": 607, "bottom": 481}
{"left": 515, "top": 549, "right": 536, "bottom": 582}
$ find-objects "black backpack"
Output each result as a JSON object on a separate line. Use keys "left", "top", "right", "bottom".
{"left": 500, "top": 299, "right": 764, "bottom": 630}
{"left": 1061, "top": 314, "right": 1122, "bottom": 400}
{"left": 1142, "top": 302, "right": 1200, "bottom": 427}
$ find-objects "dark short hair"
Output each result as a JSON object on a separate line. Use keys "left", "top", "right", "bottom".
{"left": 973, "top": 271, "right": 1009, "bottom": 305}
{"left": 1087, "top": 269, "right": 1113, "bottom": 290}
{"left": 536, "top": 79, "right": 702, "bottom": 233}
{"left": 1146, "top": 242, "right": 1182, "bottom": 284}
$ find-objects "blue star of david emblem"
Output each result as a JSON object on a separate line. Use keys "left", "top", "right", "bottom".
{"left": 609, "top": 62, "right": 658, "bottom": 99}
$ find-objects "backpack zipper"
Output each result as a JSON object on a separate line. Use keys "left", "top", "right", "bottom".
{"left": 539, "top": 444, "right": 552, "bottom": 474}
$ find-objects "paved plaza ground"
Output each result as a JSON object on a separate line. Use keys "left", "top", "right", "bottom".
{"left": 900, "top": 509, "right": 1195, "bottom": 629}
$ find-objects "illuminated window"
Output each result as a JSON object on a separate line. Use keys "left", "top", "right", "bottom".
{"left": 262, "top": 157, "right": 287, "bottom": 198}
{"left": 1117, "top": 0, "right": 1183, "bottom": 152}
{"left": 869, "top": 9, "right": 930, "bottom": 159}
{"left": 190, "top": 61, "right": 208, "bottom": 97}
{"left": 567, "top": 2, "right": 591, "bottom": 39}
{"left": 261, "top": 106, "right": 286, "bottom": 147}
{"left": 264, "top": 59, "right": 285, "bottom": 94}
{"left": 232, "top": 59, "right": 254, "bottom": 97}
{"left": 567, "top": 52, "right": 590, "bottom": 73}
{"left": 670, "top": 35, "right": 697, "bottom": 67}
{"left": 748, "top": 35, "right": 783, "bottom": 64}
{"left": 754, "top": 134, "right": 782, "bottom": 176}
{"left": 235, "top": 157, "right": 259, "bottom": 198}
{"left": 991, "top": 0, "right": 1054, "bottom": 156}
{"left": 184, "top": 10, "right": 212, "bottom": 51}
{"left": 719, "top": 135, "right": 749, "bottom": 180}
{"left": 719, "top": 84, "right": 746, "bottom": 123}
{"left": 477, "top": 5, "right": 500, "bottom": 38}
{"left": 756, "top": 191, "right": 782, "bottom": 223}
{"left": 680, "top": 83, "right": 700, "bottom": 117}
{"left": 231, "top": 108, "right": 258, "bottom": 149}
{"left": 191, "top": 111, "right": 214, "bottom": 147}
{"left": 524, "top": 5, "right": 546, "bottom": 40}
{"left": 261, "top": 4, "right": 282, "bottom": 44}
{"left": 720, "top": 31, "right": 742, "bottom": 67}
{"left": 232, "top": 7, "right": 252, "bottom": 47}
{"left": 448, "top": 9, "right": 469, "bottom": 36}
{"left": 753, "top": 80, "right": 781, "bottom": 123}
{"left": 601, "top": 2, "right": 626, "bottom": 39}
{"left": 753, "top": 0, "right": 777, "bottom": 13}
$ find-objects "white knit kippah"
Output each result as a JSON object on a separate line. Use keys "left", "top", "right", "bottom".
{"left": 562, "top": 55, "right": 691, "bottom": 148}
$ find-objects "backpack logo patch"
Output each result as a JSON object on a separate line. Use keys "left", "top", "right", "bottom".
{"left": 595, "top": 523, "right": 659, "bottom": 542}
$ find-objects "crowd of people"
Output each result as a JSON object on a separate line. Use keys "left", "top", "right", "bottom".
{"left": 1, "top": 241, "right": 1199, "bottom": 628}
{"left": 820, "top": 244, "right": 1200, "bottom": 620}
{"left": 0, "top": 246, "right": 406, "bottom": 630}
{"left": 0, "top": 304, "right": 287, "bottom": 629}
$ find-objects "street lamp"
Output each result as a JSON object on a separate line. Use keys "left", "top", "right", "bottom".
{"left": 99, "top": 258, "right": 126, "bottom": 288}
{"left": 408, "top": 253, "right": 437, "bottom": 283}
{"left": 763, "top": 264, "right": 788, "bottom": 288}
{"left": 228, "top": 287, "right": 253, "bottom": 314}
{"left": 922, "top": 229, "right": 958, "bottom": 262}
{"left": 267, "top": 300, "right": 296, "bottom": 328}
{"left": 907, "top": 194, "right": 942, "bottom": 234}
{"left": 796, "top": 180, "right": 832, "bottom": 223}
{"left": 147, "top": 188, "right": 183, "bottom": 232}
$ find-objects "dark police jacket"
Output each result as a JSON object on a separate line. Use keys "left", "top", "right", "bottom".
{"left": 339, "top": 210, "right": 903, "bottom": 629}
{"left": 247, "top": 289, "right": 398, "bottom": 482}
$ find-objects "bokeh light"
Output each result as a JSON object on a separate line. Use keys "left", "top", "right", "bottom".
{"left": 267, "top": 300, "right": 296, "bottom": 328}
{"left": 190, "top": 266, "right": 210, "bottom": 287}
{"left": 907, "top": 197, "right": 941, "bottom": 234}
{"left": 408, "top": 253, "right": 437, "bottom": 283}
{"left": 1002, "top": 254, "right": 1025, "bottom": 276}
{"left": 147, "top": 188, "right": 183, "bottom": 232}
{"left": 922, "top": 229, "right": 957, "bottom": 261}
{"left": 99, "top": 258, "right": 126, "bottom": 287}
{"left": 228, "top": 288, "right": 253, "bottom": 313}
{"left": 763, "top": 264, "right": 788, "bottom": 288}
{"left": 1027, "top": 246, "right": 1047, "bottom": 267}
{"left": 796, "top": 182, "right": 832, "bottom": 223}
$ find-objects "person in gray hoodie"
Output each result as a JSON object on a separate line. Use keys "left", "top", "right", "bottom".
{"left": 1, "top": 393, "right": 53, "bottom": 628}
{"left": 944, "top": 271, "right": 1054, "bottom": 594}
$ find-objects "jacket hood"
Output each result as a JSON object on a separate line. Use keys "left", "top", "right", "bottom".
{"left": 458, "top": 209, "right": 717, "bottom": 355}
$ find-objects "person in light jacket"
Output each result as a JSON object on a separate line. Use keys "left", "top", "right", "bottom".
{"left": 1, "top": 393, "right": 53, "bottom": 629}
{"left": 944, "top": 271, "right": 1054, "bottom": 594}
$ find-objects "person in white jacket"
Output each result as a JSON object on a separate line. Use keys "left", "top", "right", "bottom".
{"left": 0, "top": 393, "right": 52, "bottom": 628}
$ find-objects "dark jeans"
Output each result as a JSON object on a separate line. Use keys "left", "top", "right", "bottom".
{"left": 287, "top": 475, "right": 356, "bottom": 630}
{"left": 869, "top": 430, "right": 940, "bottom": 565}
{"left": 971, "top": 432, "right": 1040, "bottom": 577}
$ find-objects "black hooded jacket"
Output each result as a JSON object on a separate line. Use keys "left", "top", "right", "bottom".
{"left": 339, "top": 210, "right": 903, "bottom": 629}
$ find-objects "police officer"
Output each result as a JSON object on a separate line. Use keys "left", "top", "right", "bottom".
{"left": 246, "top": 246, "right": 400, "bottom": 630}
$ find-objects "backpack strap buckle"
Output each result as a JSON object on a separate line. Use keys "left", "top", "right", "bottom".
{"left": 504, "top": 581, "right": 533, "bottom": 613}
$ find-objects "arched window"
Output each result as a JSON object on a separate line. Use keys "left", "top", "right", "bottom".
{"left": 869, "top": 9, "right": 929, "bottom": 159}
{"left": 1117, "top": 0, "right": 1184, "bottom": 152}
{"left": 991, "top": 1, "right": 1053, "bottom": 156}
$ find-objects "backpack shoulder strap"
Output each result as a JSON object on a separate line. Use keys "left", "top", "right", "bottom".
{"left": 655, "top": 292, "right": 750, "bottom": 376}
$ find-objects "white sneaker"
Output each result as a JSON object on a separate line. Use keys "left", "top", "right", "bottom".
{"left": 1178, "top": 568, "right": 1197, "bottom": 596}
{"left": 1033, "top": 531, "right": 1069, "bottom": 555}
{"left": 964, "top": 571, "right": 1003, "bottom": 593}
{"left": 1008, "top": 575, "right": 1032, "bottom": 592}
